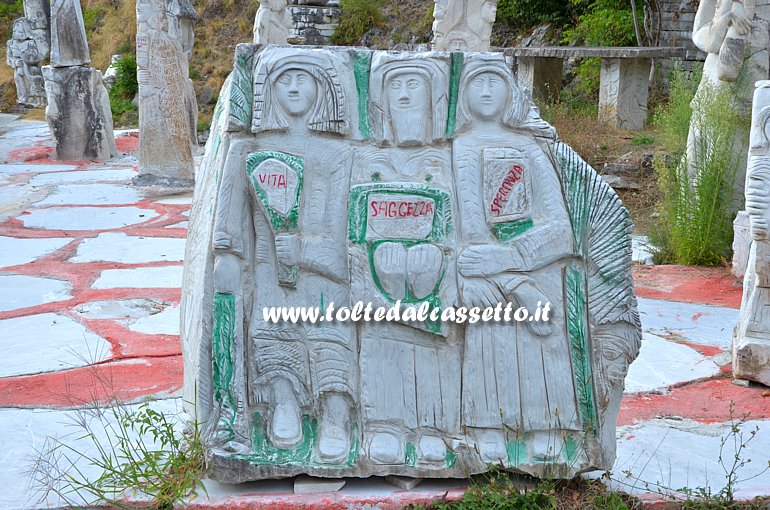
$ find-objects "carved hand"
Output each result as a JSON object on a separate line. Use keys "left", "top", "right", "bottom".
{"left": 461, "top": 277, "right": 505, "bottom": 309}
{"left": 458, "top": 245, "right": 524, "bottom": 277}
{"left": 275, "top": 233, "right": 299, "bottom": 268}
{"left": 729, "top": 2, "right": 752, "bottom": 35}
{"left": 213, "top": 252, "right": 241, "bottom": 294}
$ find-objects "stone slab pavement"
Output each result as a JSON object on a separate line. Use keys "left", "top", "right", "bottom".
{"left": 0, "top": 119, "right": 769, "bottom": 509}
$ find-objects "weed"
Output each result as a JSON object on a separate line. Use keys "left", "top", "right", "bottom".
{"left": 29, "top": 400, "right": 207, "bottom": 509}
{"left": 82, "top": 6, "right": 106, "bottom": 34}
{"left": 115, "top": 41, "right": 134, "bottom": 55}
{"left": 108, "top": 55, "right": 138, "bottom": 120}
{"left": 631, "top": 134, "right": 655, "bottom": 146}
{"left": 650, "top": 68, "right": 747, "bottom": 265}
{"left": 331, "top": 0, "right": 385, "bottom": 45}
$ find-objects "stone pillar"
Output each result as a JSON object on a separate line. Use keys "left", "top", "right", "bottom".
{"left": 516, "top": 56, "right": 562, "bottom": 102}
{"left": 733, "top": 210, "right": 751, "bottom": 278}
{"left": 135, "top": 0, "right": 196, "bottom": 184}
{"left": 734, "top": 80, "right": 770, "bottom": 387}
{"left": 42, "top": 66, "right": 116, "bottom": 160}
{"left": 49, "top": 0, "right": 89, "bottom": 67}
{"left": 598, "top": 57, "right": 650, "bottom": 130}
{"left": 431, "top": 0, "right": 498, "bottom": 52}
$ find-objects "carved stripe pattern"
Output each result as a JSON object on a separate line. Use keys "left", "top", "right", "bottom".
{"left": 212, "top": 292, "right": 237, "bottom": 438}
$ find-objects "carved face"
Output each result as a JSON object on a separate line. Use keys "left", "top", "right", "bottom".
{"left": 274, "top": 69, "right": 318, "bottom": 117}
{"left": 386, "top": 72, "right": 428, "bottom": 111}
{"left": 481, "top": 1, "right": 497, "bottom": 22}
{"left": 385, "top": 71, "right": 430, "bottom": 146}
{"left": 12, "top": 19, "right": 27, "bottom": 40}
{"left": 466, "top": 72, "right": 508, "bottom": 121}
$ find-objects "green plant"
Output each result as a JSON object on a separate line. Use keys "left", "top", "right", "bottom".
{"left": 0, "top": 0, "right": 22, "bottom": 40}
{"left": 331, "top": 0, "right": 384, "bottom": 45}
{"left": 631, "top": 133, "right": 655, "bottom": 146}
{"left": 108, "top": 55, "right": 138, "bottom": 119}
{"left": 82, "top": 6, "right": 106, "bottom": 34}
{"left": 650, "top": 68, "right": 747, "bottom": 265}
{"left": 30, "top": 401, "right": 207, "bottom": 509}
{"left": 496, "top": 0, "right": 580, "bottom": 28}
{"left": 115, "top": 41, "right": 134, "bottom": 55}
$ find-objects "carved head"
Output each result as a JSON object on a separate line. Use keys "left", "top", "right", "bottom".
{"left": 455, "top": 56, "right": 528, "bottom": 132}
{"left": 370, "top": 55, "right": 449, "bottom": 147}
{"left": 480, "top": 0, "right": 497, "bottom": 23}
{"left": 252, "top": 49, "right": 348, "bottom": 135}
{"left": 136, "top": 0, "right": 166, "bottom": 31}
{"left": 12, "top": 18, "right": 31, "bottom": 40}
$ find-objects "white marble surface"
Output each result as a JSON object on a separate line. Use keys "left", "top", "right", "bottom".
{"left": 92, "top": 266, "right": 184, "bottom": 289}
{"left": 0, "top": 313, "right": 111, "bottom": 377}
{"left": 638, "top": 297, "right": 738, "bottom": 350}
{"left": 72, "top": 233, "right": 185, "bottom": 264}
{"left": 37, "top": 184, "right": 143, "bottom": 207}
{"left": 0, "top": 236, "right": 72, "bottom": 268}
{"left": 28, "top": 169, "right": 136, "bottom": 186}
{"left": 74, "top": 299, "right": 165, "bottom": 320}
{"left": 20, "top": 207, "right": 159, "bottom": 231}
{"left": 0, "top": 163, "right": 77, "bottom": 174}
{"left": 126, "top": 305, "right": 180, "bottom": 335}
{"left": 0, "top": 275, "right": 72, "bottom": 312}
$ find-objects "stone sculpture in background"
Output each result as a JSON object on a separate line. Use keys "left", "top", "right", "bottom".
{"left": 49, "top": 0, "right": 89, "bottom": 67}
{"left": 136, "top": 0, "right": 196, "bottom": 183}
{"left": 734, "top": 80, "right": 770, "bottom": 387}
{"left": 181, "top": 45, "right": 641, "bottom": 483}
{"left": 42, "top": 0, "right": 115, "bottom": 160}
{"left": 6, "top": 18, "right": 46, "bottom": 107}
{"left": 253, "top": 0, "right": 291, "bottom": 44}
{"left": 431, "top": 0, "right": 498, "bottom": 51}
{"left": 165, "top": 0, "right": 197, "bottom": 62}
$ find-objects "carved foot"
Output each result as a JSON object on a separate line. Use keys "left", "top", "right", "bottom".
{"left": 406, "top": 243, "right": 444, "bottom": 299}
{"left": 530, "top": 431, "right": 559, "bottom": 461}
{"left": 368, "top": 432, "right": 404, "bottom": 464}
{"left": 317, "top": 393, "right": 351, "bottom": 464}
{"left": 511, "top": 281, "right": 553, "bottom": 336}
{"left": 373, "top": 242, "right": 407, "bottom": 301}
{"left": 269, "top": 379, "right": 303, "bottom": 449}
{"left": 476, "top": 430, "right": 507, "bottom": 465}
{"left": 418, "top": 435, "right": 446, "bottom": 463}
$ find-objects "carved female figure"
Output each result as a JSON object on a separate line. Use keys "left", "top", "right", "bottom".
{"left": 453, "top": 55, "right": 580, "bottom": 465}
{"left": 213, "top": 48, "right": 355, "bottom": 464}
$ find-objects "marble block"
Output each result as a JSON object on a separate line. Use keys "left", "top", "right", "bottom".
{"left": 181, "top": 45, "right": 642, "bottom": 482}
{"left": 42, "top": 66, "right": 116, "bottom": 161}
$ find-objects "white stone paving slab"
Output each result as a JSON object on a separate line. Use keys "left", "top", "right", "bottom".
{"left": 0, "top": 274, "right": 72, "bottom": 312}
{"left": 167, "top": 221, "right": 189, "bottom": 229}
{"left": 638, "top": 297, "right": 738, "bottom": 350}
{"left": 610, "top": 418, "right": 770, "bottom": 500}
{"left": 625, "top": 333, "right": 721, "bottom": 394}
{"left": 155, "top": 194, "right": 192, "bottom": 205}
{"left": 0, "top": 313, "right": 111, "bottom": 378}
{"left": 92, "top": 266, "right": 184, "bottom": 289}
{"left": 37, "top": 184, "right": 143, "bottom": 207}
{"left": 0, "top": 184, "right": 49, "bottom": 219}
{"left": 126, "top": 305, "right": 179, "bottom": 335}
{"left": 71, "top": 233, "right": 185, "bottom": 264}
{"left": 28, "top": 169, "right": 137, "bottom": 186}
{"left": 0, "top": 399, "right": 181, "bottom": 510}
{"left": 0, "top": 163, "right": 77, "bottom": 174}
{"left": 0, "top": 120, "right": 49, "bottom": 139}
{"left": 0, "top": 236, "right": 73, "bottom": 268}
{"left": 74, "top": 298, "right": 165, "bottom": 320}
{"left": 20, "top": 207, "right": 159, "bottom": 231}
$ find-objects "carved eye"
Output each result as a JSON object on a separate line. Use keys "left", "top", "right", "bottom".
{"left": 472, "top": 77, "right": 486, "bottom": 88}
{"left": 389, "top": 79, "right": 403, "bottom": 89}
{"left": 489, "top": 77, "right": 501, "bottom": 87}
{"left": 278, "top": 74, "right": 292, "bottom": 85}
{"left": 407, "top": 79, "right": 421, "bottom": 89}
{"left": 296, "top": 73, "right": 310, "bottom": 83}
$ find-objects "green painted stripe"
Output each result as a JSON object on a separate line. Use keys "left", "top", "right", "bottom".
{"left": 354, "top": 51, "right": 372, "bottom": 139}
{"left": 212, "top": 292, "right": 237, "bottom": 439}
{"left": 491, "top": 218, "right": 534, "bottom": 242}
{"left": 445, "top": 52, "right": 464, "bottom": 138}
{"left": 566, "top": 265, "right": 597, "bottom": 434}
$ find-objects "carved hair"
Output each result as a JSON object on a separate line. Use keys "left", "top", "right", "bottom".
{"left": 252, "top": 50, "right": 348, "bottom": 135}
{"left": 455, "top": 57, "right": 528, "bottom": 133}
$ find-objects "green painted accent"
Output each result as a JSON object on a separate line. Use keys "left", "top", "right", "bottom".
{"left": 566, "top": 265, "right": 597, "bottom": 434}
{"left": 445, "top": 52, "right": 464, "bottom": 138}
{"left": 245, "top": 151, "right": 304, "bottom": 232}
{"left": 445, "top": 448, "right": 457, "bottom": 469}
{"left": 230, "top": 49, "right": 254, "bottom": 129}
{"left": 506, "top": 439, "right": 527, "bottom": 467}
{"left": 212, "top": 293, "right": 237, "bottom": 439}
{"left": 348, "top": 183, "right": 453, "bottom": 244}
{"left": 491, "top": 218, "right": 534, "bottom": 242}
{"left": 405, "top": 442, "right": 417, "bottom": 467}
{"left": 235, "top": 413, "right": 361, "bottom": 468}
{"left": 354, "top": 51, "right": 372, "bottom": 139}
{"left": 564, "top": 435, "right": 580, "bottom": 464}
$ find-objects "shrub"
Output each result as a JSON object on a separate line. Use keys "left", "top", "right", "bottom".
{"left": 496, "top": 0, "right": 579, "bottom": 28}
{"left": 331, "top": 0, "right": 384, "bottom": 45}
{"left": 650, "top": 67, "right": 747, "bottom": 265}
{"left": 108, "top": 55, "right": 138, "bottom": 120}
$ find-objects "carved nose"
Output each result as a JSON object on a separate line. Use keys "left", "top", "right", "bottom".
{"left": 481, "top": 79, "right": 491, "bottom": 97}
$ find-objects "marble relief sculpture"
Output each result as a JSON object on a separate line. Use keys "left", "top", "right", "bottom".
{"left": 734, "top": 80, "right": 770, "bottom": 386}
{"left": 136, "top": 0, "right": 196, "bottom": 182}
{"left": 6, "top": 18, "right": 47, "bottom": 107}
{"left": 431, "top": 0, "right": 498, "bottom": 52}
{"left": 182, "top": 45, "right": 641, "bottom": 482}
{"left": 253, "top": 0, "right": 291, "bottom": 45}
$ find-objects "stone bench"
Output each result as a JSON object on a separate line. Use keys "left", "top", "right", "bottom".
{"left": 504, "top": 46, "right": 686, "bottom": 130}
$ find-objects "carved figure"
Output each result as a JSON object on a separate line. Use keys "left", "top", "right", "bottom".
{"left": 136, "top": 0, "right": 196, "bottom": 181}
{"left": 213, "top": 48, "right": 356, "bottom": 464}
{"left": 183, "top": 46, "right": 641, "bottom": 482}
{"left": 734, "top": 81, "right": 770, "bottom": 386}
{"left": 253, "top": 0, "right": 291, "bottom": 45}
{"left": 49, "top": 0, "right": 89, "bottom": 67}
{"left": 6, "top": 18, "right": 46, "bottom": 107}
{"left": 165, "top": 0, "right": 197, "bottom": 62}
{"left": 431, "top": 0, "right": 498, "bottom": 52}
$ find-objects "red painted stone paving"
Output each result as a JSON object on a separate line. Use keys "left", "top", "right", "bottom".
{"left": 632, "top": 264, "right": 743, "bottom": 309}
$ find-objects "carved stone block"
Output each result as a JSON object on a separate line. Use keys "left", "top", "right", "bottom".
{"left": 598, "top": 58, "right": 650, "bottom": 131}
{"left": 182, "top": 46, "right": 642, "bottom": 482}
{"left": 41, "top": 65, "right": 116, "bottom": 161}
{"left": 49, "top": 0, "right": 90, "bottom": 67}
{"left": 6, "top": 17, "right": 47, "bottom": 107}
{"left": 431, "top": 0, "right": 497, "bottom": 52}
{"left": 515, "top": 56, "right": 562, "bottom": 103}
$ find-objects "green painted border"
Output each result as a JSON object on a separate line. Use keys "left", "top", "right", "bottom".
{"left": 506, "top": 439, "right": 527, "bottom": 467}
{"left": 491, "top": 218, "right": 534, "bottom": 242}
{"left": 212, "top": 292, "right": 237, "bottom": 440}
{"left": 353, "top": 50, "right": 372, "bottom": 139}
{"left": 245, "top": 151, "right": 304, "bottom": 232}
{"left": 405, "top": 442, "right": 417, "bottom": 467}
{"left": 348, "top": 183, "right": 453, "bottom": 244}
{"left": 229, "top": 48, "right": 254, "bottom": 129}
{"left": 566, "top": 264, "right": 597, "bottom": 434}
{"left": 445, "top": 52, "right": 463, "bottom": 138}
